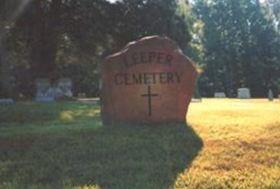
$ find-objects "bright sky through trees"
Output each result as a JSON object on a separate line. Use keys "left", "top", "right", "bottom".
{"left": 108, "top": 0, "right": 266, "bottom": 3}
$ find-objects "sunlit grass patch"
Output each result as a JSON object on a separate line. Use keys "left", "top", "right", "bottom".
{"left": 59, "top": 109, "right": 100, "bottom": 123}
{"left": 180, "top": 98, "right": 280, "bottom": 189}
{"left": 0, "top": 99, "right": 279, "bottom": 189}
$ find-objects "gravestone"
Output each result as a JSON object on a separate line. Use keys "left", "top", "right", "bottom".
{"left": 78, "top": 93, "right": 86, "bottom": 98}
{"left": 0, "top": 98, "right": 15, "bottom": 105}
{"left": 35, "top": 78, "right": 55, "bottom": 102}
{"left": 35, "top": 78, "right": 73, "bottom": 102}
{"left": 237, "top": 88, "right": 251, "bottom": 99}
{"left": 191, "top": 98, "right": 202, "bottom": 103}
{"left": 268, "top": 89, "right": 273, "bottom": 101}
{"left": 57, "top": 78, "right": 73, "bottom": 98}
{"left": 101, "top": 36, "right": 197, "bottom": 124}
{"left": 214, "top": 92, "right": 226, "bottom": 98}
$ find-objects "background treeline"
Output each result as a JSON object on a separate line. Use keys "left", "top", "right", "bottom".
{"left": 0, "top": 0, "right": 279, "bottom": 98}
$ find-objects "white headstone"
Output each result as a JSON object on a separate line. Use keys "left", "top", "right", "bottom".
{"left": 214, "top": 92, "right": 226, "bottom": 98}
{"left": 191, "top": 98, "right": 202, "bottom": 102}
{"left": 57, "top": 78, "right": 73, "bottom": 98}
{"left": 35, "top": 78, "right": 73, "bottom": 102}
{"left": 268, "top": 89, "right": 273, "bottom": 101}
{"left": 35, "top": 78, "right": 55, "bottom": 102}
{"left": 237, "top": 88, "right": 251, "bottom": 99}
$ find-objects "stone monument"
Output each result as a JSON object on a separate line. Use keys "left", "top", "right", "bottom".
{"left": 268, "top": 89, "right": 273, "bottom": 101}
{"left": 101, "top": 36, "right": 197, "bottom": 124}
{"left": 35, "top": 78, "right": 73, "bottom": 102}
{"left": 237, "top": 88, "right": 251, "bottom": 99}
{"left": 214, "top": 92, "right": 226, "bottom": 98}
{"left": 35, "top": 78, "right": 54, "bottom": 102}
{"left": 57, "top": 78, "right": 73, "bottom": 98}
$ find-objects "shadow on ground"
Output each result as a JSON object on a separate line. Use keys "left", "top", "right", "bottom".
{"left": 0, "top": 123, "right": 203, "bottom": 189}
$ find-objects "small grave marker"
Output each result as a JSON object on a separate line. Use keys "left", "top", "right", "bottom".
{"left": 57, "top": 78, "right": 73, "bottom": 98}
{"left": 238, "top": 88, "right": 251, "bottom": 99}
{"left": 214, "top": 92, "right": 226, "bottom": 98}
{"left": 268, "top": 89, "right": 273, "bottom": 101}
{"left": 0, "top": 98, "right": 15, "bottom": 105}
{"left": 35, "top": 78, "right": 54, "bottom": 102}
{"left": 35, "top": 78, "right": 73, "bottom": 102}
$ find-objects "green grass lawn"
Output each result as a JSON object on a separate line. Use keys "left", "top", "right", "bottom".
{"left": 0, "top": 99, "right": 279, "bottom": 189}
{"left": 0, "top": 102, "right": 202, "bottom": 189}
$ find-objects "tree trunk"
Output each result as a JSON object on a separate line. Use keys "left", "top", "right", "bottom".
{"left": 28, "top": 0, "right": 62, "bottom": 80}
{"left": 0, "top": 25, "right": 12, "bottom": 97}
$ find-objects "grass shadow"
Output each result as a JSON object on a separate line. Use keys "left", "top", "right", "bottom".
{"left": 0, "top": 123, "right": 202, "bottom": 189}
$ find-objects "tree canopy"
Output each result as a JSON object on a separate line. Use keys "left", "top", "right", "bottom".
{"left": 0, "top": 0, "right": 279, "bottom": 98}
{"left": 193, "top": 0, "right": 280, "bottom": 97}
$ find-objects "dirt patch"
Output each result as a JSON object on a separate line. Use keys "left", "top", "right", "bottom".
{"left": 0, "top": 138, "right": 35, "bottom": 149}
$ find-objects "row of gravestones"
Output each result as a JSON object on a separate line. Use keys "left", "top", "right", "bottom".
{"left": 35, "top": 78, "right": 73, "bottom": 102}
{"left": 214, "top": 88, "right": 276, "bottom": 100}
{"left": 0, "top": 78, "right": 73, "bottom": 104}
{"left": 214, "top": 88, "right": 251, "bottom": 99}
{"left": 0, "top": 36, "right": 279, "bottom": 125}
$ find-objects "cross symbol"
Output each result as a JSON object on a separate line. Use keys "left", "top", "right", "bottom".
{"left": 141, "top": 85, "right": 159, "bottom": 116}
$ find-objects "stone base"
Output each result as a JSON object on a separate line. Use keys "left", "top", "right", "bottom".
{"left": 0, "top": 98, "right": 15, "bottom": 105}
{"left": 35, "top": 97, "right": 55, "bottom": 102}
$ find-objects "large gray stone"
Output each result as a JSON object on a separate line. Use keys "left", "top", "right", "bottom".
{"left": 214, "top": 92, "right": 226, "bottom": 98}
{"left": 237, "top": 88, "right": 251, "bottom": 99}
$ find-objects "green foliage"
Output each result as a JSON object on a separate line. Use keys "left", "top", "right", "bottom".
{"left": 109, "top": 0, "right": 191, "bottom": 50}
{"left": 192, "top": 0, "right": 280, "bottom": 97}
{"left": 1, "top": 0, "right": 280, "bottom": 98}
{"left": 0, "top": 0, "right": 190, "bottom": 98}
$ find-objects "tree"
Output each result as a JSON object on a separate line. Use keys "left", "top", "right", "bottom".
{"left": 1, "top": 0, "right": 192, "bottom": 97}
{"left": 1, "top": 0, "right": 113, "bottom": 97}
{"left": 193, "top": 0, "right": 280, "bottom": 97}
{"left": 0, "top": 0, "right": 28, "bottom": 97}
{"left": 109, "top": 0, "right": 191, "bottom": 52}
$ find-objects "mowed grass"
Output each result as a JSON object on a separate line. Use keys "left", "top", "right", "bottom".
{"left": 180, "top": 99, "right": 280, "bottom": 189}
{"left": 0, "top": 102, "right": 202, "bottom": 189}
{"left": 0, "top": 99, "right": 279, "bottom": 189}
